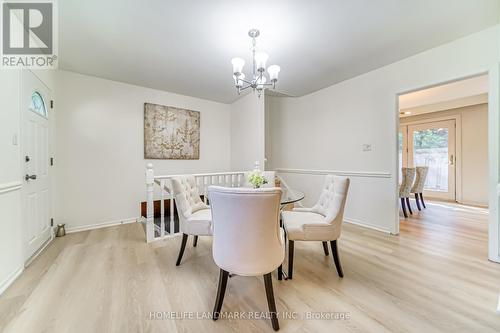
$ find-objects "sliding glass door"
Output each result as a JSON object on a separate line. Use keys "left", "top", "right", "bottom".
{"left": 400, "top": 119, "right": 456, "bottom": 201}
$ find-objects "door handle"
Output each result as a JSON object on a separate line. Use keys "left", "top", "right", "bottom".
{"left": 25, "top": 174, "right": 37, "bottom": 181}
{"left": 449, "top": 155, "right": 454, "bottom": 166}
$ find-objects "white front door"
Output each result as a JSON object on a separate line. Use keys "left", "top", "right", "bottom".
{"left": 22, "top": 71, "right": 52, "bottom": 261}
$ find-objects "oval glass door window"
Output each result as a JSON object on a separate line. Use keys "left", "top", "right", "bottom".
{"left": 30, "top": 91, "right": 47, "bottom": 118}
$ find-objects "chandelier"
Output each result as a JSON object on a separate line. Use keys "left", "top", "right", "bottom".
{"left": 231, "top": 29, "right": 281, "bottom": 97}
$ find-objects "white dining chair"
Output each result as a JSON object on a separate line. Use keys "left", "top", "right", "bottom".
{"left": 170, "top": 175, "right": 212, "bottom": 266}
{"left": 281, "top": 175, "right": 350, "bottom": 279}
{"left": 243, "top": 171, "right": 276, "bottom": 188}
{"left": 411, "top": 166, "right": 429, "bottom": 211}
{"left": 208, "top": 186, "right": 284, "bottom": 331}
{"left": 399, "top": 167, "right": 416, "bottom": 218}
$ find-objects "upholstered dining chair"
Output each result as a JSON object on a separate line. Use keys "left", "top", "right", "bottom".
{"left": 170, "top": 176, "right": 212, "bottom": 266}
{"left": 281, "top": 175, "right": 350, "bottom": 279}
{"left": 411, "top": 166, "right": 429, "bottom": 211}
{"left": 243, "top": 171, "right": 277, "bottom": 188}
{"left": 208, "top": 186, "right": 284, "bottom": 331}
{"left": 399, "top": 167, "right": 416, "bottom": 218}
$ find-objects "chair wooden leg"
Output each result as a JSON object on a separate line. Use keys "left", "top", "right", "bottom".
{"left": 330, "top": 240, "right": 344, "bottom": 278}
{"left": 277, "top": 264, "right": 283, "bottom": 281}
{"left": 288, "top": 240, "right": 294, "bottom": 279}
{"left": 212, "top": 269, "right": 229, "bottom": 320}
{"left": 405, "top": 197, "right": 413, "bottom": 215}
{"left": 322, "top": 241, "right": 329, "bottom": 256}
{"left": 420, "top": 193, "right": 426, "bottom": 208}
{"left": 400, "top": 198, "right": 408, "bottom": 218}
{"left": 414, "top": 193, "right": 422, "bottom": 211}
{"left": 193, "top": 235, "right": 198, "bottom": 247}
{"left": 175, "top": 233, "right": 188, "bottom": 266}
{"left": 264, "top": 273, "right": 280, "bottom": 331}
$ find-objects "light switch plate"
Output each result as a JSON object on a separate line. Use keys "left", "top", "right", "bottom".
{"left": 362, "top": 144, "right": 372, "bottom": 152}
{"left": 12, "top": 133, "right": 18, "bottom": 145}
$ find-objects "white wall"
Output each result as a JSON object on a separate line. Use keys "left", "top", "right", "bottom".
{"left": 401, "top": 103, "right": 489, "bottom": 206}
{"left": 230, "top": 92, "right": 265, "bottom": 171}
{"left": 266, "top": 26, "right": 499, "bottom": 235}
{"left": 55, "top": 71, "right": 231, "bottom": 231}
{"left": 0, "top": 70, "right": 23, "bottom": 294}
{"left": 462, "top": 105, "right": 489, "bottom": 206}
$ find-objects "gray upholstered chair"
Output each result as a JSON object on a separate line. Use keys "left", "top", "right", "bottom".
{"left": 281, "top": 175, "right": 350, "bottom": 279}
{"left": 411, "top": 166, "right": 429, "bottom": 211}
{"left": 209, "top": 186, "right": 284, "bottom": 331}
{"left": 399, "top": 167, "right": 416, "bottom": 218}
{"left": 170, "top": 175, "right": 212, "bottom": 266}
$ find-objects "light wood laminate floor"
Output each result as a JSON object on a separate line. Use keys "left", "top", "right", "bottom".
{"left": 1, "top": 202, "right": 499, "bottom": 332}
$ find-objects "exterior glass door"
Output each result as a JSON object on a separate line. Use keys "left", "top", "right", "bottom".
{"left": 400, "top": 119, "right": 456, "bottom": 201}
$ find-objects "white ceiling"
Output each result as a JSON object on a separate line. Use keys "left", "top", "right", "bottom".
{"left": 59, "top": 0, "right": 499, "bottom": 103}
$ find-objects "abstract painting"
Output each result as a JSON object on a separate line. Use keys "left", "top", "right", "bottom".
{"left": 144, "top": 103, "right": 200, "bottom": 159}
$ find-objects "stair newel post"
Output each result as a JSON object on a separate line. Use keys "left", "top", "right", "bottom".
{"left": 160, "top": 179, "right": 165, "bottom": 237}
{"left": 169, "top": 179, "right": 175, "bottom": 234}
{"left": 254, "top": 160, "right": 261, "bottom": 171}
{"left": 145, "top": 163, "right": 155, "bottom": 242}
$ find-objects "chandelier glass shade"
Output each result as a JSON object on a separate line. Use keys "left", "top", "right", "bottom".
{"left": 231, "top": 29, "right": 280, "bottom": 97}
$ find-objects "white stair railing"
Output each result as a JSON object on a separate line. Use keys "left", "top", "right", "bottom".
{"left": 144, "top": 163, "right": 246, "bottom": 242}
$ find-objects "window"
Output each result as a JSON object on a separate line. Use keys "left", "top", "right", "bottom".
{"left": 30, "top": 91, "right": 47, "bottom": 117}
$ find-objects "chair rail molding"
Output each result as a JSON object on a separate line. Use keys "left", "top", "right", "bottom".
{"left": 275, "top": 168, "right": 391, "bottom": 179}
{"left": 0, "top": 181, "right": 22, "bottom": 195}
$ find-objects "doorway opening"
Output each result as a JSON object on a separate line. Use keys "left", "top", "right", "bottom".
{"left": 396, "top": 74, "right": 489, "bottom": 244}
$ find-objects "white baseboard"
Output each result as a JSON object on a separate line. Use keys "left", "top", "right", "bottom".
{"left": 488, "top": 253, "right": 500, "bottom": 263}
{"left": 344, "top": 217, "right": 393, "bottom": 234}
{"left": 66, "top": 217, "right": 139, "bottom": 234}
{"left": 25, "top": 235, "right": 54, "bottom": 267}
{"left": 457, "top": 200, "right": 488, "bottom": 208}
{"left": 0, "top": 266, "right": 24, "bottom": 296}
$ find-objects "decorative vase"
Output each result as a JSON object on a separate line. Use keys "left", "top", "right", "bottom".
{"left": 56, "top": 224, "right": 66, "bottom": 237}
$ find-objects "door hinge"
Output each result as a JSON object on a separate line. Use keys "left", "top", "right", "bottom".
{"left": 50, "top": 100, "right": 54, "bottom": 109}
{"left": 50, "top": 218, "right": 54, "bottom": 227}
{"left": 50, "top": 157, "right": 54, "bottom": 166}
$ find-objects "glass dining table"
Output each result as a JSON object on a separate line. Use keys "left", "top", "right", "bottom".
{"left": 280, "top": 188, "right": 305, "bottom": 206}
{"left": 278, "top": 187, "right": 304, "bottom": 281}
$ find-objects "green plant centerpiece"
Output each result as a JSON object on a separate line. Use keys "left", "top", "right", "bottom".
{"left": 248, "top": 171, "right": 268, "bottom": 189}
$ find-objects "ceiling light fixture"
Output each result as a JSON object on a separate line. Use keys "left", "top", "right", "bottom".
{"left": 231, "top": 29, "right": 280, "bottom": 97}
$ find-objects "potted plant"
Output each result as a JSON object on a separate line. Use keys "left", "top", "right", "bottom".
{"left": 248, "top": 171, "right": 268, "bottom": 189}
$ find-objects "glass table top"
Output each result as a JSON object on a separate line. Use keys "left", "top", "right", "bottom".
{"left": 280, "top": 188, "right": 305, "bottom": 205}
